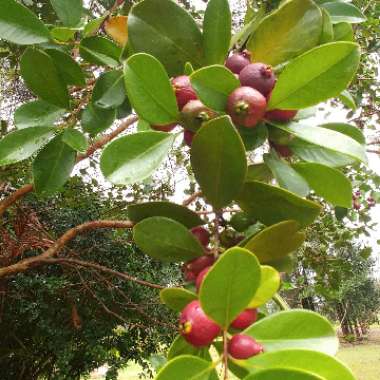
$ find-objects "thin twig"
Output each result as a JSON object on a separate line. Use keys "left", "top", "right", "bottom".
{"left": 182, "top": 191, "right": 202, "bottom": 206}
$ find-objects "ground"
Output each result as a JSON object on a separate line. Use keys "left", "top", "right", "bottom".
{"left": 91, "top": 327, "right": 380, "bottom": 380}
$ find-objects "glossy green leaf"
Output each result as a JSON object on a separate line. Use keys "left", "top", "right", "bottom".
{"left": 83, "top": 16, "right": 107, "bottom": 37}
{"left": 203, "top": 0, "right": 231, "bottom": 65}
{"left": 320, "top": 122, "right": 364, "bottom": 144}
{"left": 80, "top": 36, "right": 121, "bottom": 67}
{"left": 62, "top": 128, "right": 88, "bottom": 153}
{"left": 247, "top": 0, "right": 323, "bottom": 66}
{"left": 200, "top": 247, "right": 261, "bottom": 328}
{"left": 320, "top": 8, "right": 334, "bottom": 44}
{"left": 238, "top": 124, "right": 268, "bottom": 151}
{"left": 289, "top": 138, "right": 355, "bottom": 168}
{"left": 14, "top": 100, "right": 65, "bottom": 129}
{"left": 20, "top": 48, "right": 70, "bottom": 109}
{"left": 0, "top": 0, "right": 50, "bottom": 45}
{"left": 0, "top": 127, "right": 55, "bottom": 166}
{"left": 160, "top": 288, "right": 197, "bottom": 312}
{"left": 124, "top": 53, "right": 179, "bottom": 125}
{"left": 338, "top": 90, "right": 357, "bottom": 110}
{"left": 237, "top": 181, "right": 321, "bottom": 227}
{"left": 100, "top": 131, "right": 174, "bottom": 185}
{"left": 50, "top": 0, "right": 83, "bottom": 27}
{"left": 133, "top": 217, "right": 204, "bottom": 262}
{"left": 244, "top": 220, "right": 305, "bottom": 263}
{"left": 333, "top": 22, "right": 354, "bottom": 41}
{"left": 128, "top": 0, "right": 203, "bottom": 76}
{"left": 51, "top": 27, "right": 77, "bottom": 42}
{"left": 244, "top": 368, "right": 324, "bottom": 380}
{"left": 92, "top": 70, "right": 126, "bottom": 109}
{"left": 167, "top": 336, "right": 206, "bottom": 360}
{"left": 191, "top": 116, "right": 247, "bottom": 209}
{"left": 272, "top": 122, "right": 367, "bottom": 163}
{"left": 237, "top": 349, "right": 355, "bottom": 380}
{"left": 264, "top": 153, "right": 309, "bottom": 197}
{"left": 268, "top": 42, "right": 360, "bottom": 110}
{"left": 244, "top": 310, "right": 338, "bottom": 355}
{"left": 128, "top": 202, "right": 204, "bottom": 228}
{"left": 246, "top": 164, "right": 273, "bottom": 183}
{"left": 81, "top": 104, "right": 116, "bottom": 137}
{"left": 249, "top": 266, "right": 280, "bottom": 308}
{"left": 156, "top": 355, "right": 215, "bottom": 380}
{"left": 322, "top": 2, "right": 366, "bottom": 24}
{"left": 33, "top": 133, "right": 76, "bottom": 196}
{"left": 46, "top": 49, "right": 85, "bottom": 86}
{"left": 293, "top": 163, "right": 352, "bottom": 208}
{"left": 190, "top": 65, "right": 240, "bottom": 111}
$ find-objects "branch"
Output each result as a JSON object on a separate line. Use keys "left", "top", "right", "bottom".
{"left": 366, "top": 149, "right": 380, "bottom": 155}
{"left": 0, "top": 115, "right": 138, "bottom": 218}
{"left": 44, "top": 258, "right": 165, "bottom": 290}
{"left": 0, "top": 220, "right": 134, "bottom": 279}
{"left": 182, "top": 191, "right": 202, "bottom": 206}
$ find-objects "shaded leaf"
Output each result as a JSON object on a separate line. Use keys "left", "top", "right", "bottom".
{"left": 92, "top": 70, "right": 126, "bottom": 109}
{"left": 81, "top": 103, "right": 116, "bottom": 136}
{"left": 160, "top": 288, "right": 198, "bottom": 312}
{"left": 50, "top": 0, "right": 83, "bottom": 27}
{"left": 62, "top": 128, "right": 88, "bottom": 153}
{"left": 80, "top": 36, "right": 121, "bottom": 67}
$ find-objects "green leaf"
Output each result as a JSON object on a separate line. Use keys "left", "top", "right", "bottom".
{"left": 203, "top": 0, "right": 231, "bottom": 65}
{"left": 264, "top": 153, "right": 309, "bottom": 197}
{"left": 268, "top": 42, "right": 360, "bottom": 110}
{"left": 128, "top": 0, "right": 203, "bottom": 76}
{"left": 100, "top": 131, "right": 174, "bottom": 185}
{"left": 249, "top": 266, "right": 280, "bottom": 308}
{"left": 83, "top": 16, "right": 107, "bottom": 37}
{"left": 33, "top": 133, "right": 76, "bottom": 196}
{"left": 168, "top": 336, "right": 206, "bottom": 360}
{"left": 0, "top": 127, "right": 55, "bottom": 166}
{"left": 271, "top": 123, "right": 367, "bottom": 163}
{"left": 133, "top": 217, "right": 204, "bottom": 262}
{"left": 124, "top": 53, "right": 179, "bottom": 125}
{"left": 244, "top": 368, "right": 324, "bottom": 380}
{"left": 156, "top": 355, "right": 215, "bottom": 380}
{"left": 338, "top": 90, "right": 357, "bottom": 110}
{"left": 128, "top": 201, "right": 204, "bottom": 229}
{"left": 190, "top": 65, "right": 240, "bottom": 111}
{"left": 20, "top": 48, "right": 70, "bottom": 109}
{"left": 320, "top": 122, "right": 364, "bottom": 144}
{"left": 80, "top": 36, "right": 121, "bottom": 67}
{"left": 322, "top": 2, "right": 366, "bottom": 24}
{"left": 247, "top": 0, "right": 323, "bottom": 66}
{"left": 14, "top": 100, "right": 65, "bottom": 129}
{"left": 0, "top": 0, "right": 50, "bottom": 45}
{"left": 200, "top": 247, "right": 261, "bottom": 328}
{"left": 237, "top": 181, "right": 321, "bottom": 227}
{"left": 81, "top": 104, "right": 116, "bottom": 136}
{"left": 92, "top": 70, "right": 126, "bottom": 109}
{"left": 319, "top": 8, "right": 334, "bottom": 44}
{"left": 292, "top": 163, "right": 352, "bottom": 208}
{"left": 50, "top": 0, "right": 83, "bottom": 27}
{"left": 333, "top": 22, "right": 354, "bottom": 41}
{"left": 51, "top": 27, "right": 77, "bottom": 42}
{"left": 243, "top": 220, "right": 305, "bottom": 263}
{"left": 62, "top": 128, "right": 88, "bottom": 153}
{"left": 46, "top": 49, "right": 86, "bottom": 86}
{"left": 160, "top": 288, "right": 198, "bottom": 312}
{"left": 244, "top": 310, "right": 338, "bottom": 355}
{"left": 238, "top": 349, "right": 355, "bottom": 380}
{"left": 191, "top": 116, "right": 247, "bottom": 209}
{"left": 246, "top": 164, "right": 273, "bottom": 183}
{"left": 289, "top": 138, "right": 355, "bottom": 168}
{"left": 238, "top": 124, "right": 268, "bottom": 152}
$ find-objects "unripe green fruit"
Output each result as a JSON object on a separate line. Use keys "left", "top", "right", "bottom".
{"left": 267, "top": 127, "right": 294, "bottom": 146}
{"left": 180, "top": 100, "right": 218, "bottom": 132}
{"left": 230, "top": 212, "right": 255, "bottom": 232}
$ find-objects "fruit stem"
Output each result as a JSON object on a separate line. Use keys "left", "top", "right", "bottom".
{"left": 273, "top": 293, "right": 290, "bottom": 310}
{"left": 223, "top": 329, "right": 229, "bottom": 380}
{"left": 213, "top": 210, "right": 222, "bottom": 259}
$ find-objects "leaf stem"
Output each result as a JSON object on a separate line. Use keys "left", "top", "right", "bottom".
{"left": 272, "top": 293, "right": 290, "bottom": 310}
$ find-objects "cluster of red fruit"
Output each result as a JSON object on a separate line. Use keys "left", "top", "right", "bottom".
{"left": 152, "top": 50, "right": 297, "bottom": 151}
{"left": 179, "top": 226, "right": 263, "bottom": 360}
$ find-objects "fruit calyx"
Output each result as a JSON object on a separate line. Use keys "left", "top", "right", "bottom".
{"left": 225, "top": 50, "right": 252, "bottom": 74}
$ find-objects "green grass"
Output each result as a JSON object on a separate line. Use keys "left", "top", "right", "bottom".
{"left": 337, "top": 343, "right": 380, "bottom": 380}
